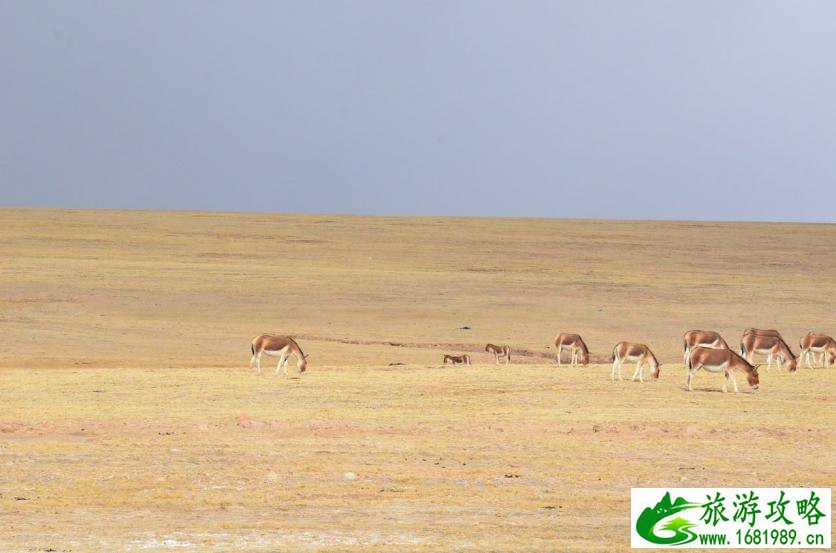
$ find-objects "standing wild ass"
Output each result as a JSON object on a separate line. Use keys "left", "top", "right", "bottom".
{"left": 686, "top": 347, "right": 760, "bottom": 393}
{"left": 610, "top": 342, "right": 660, "bottom": 382}
{"left": 739, "top": 329, "right": 797, "bottom": 372}
{"left": 250, "top": 334, "right": 308, "bottom": 374}
{"left": 799, "top": 332, "right": 835, "bottom": 368}
{"left": 554, "top": 333, "right": 590, "bottom": 366}
{"left": 682, "top": 330, "right": 729, "bottom": 364}
{"left": 485, "top": 344, "right": 511, "bottom": 365}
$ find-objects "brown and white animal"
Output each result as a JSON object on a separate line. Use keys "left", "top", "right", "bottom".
{"left": 250, "top": 334, "right": 308, "bottom": 374}
{"left": 739, "top": 331, "right": 797, "bottom": 372}
{"left": 485, "top": 344, "right": 511, "bottom": 365}
{"left": 554, "top": 333, "right": 590, "bottom": 366}
{"left": 742, "top": 328, "right": 789, "bottom": 365}
{"left": 443, "top": 354, "right": 471, "bottom": 365}
{"left": 686, "top": 347, "right": 760, "bottom": 393}
{"left": 799, "top": 332, "right": 836, "bottom": 368}
{"left": 610, "top": 342, "right": 660, "bottom": 382}
{"left": 743, "top": 327, "right": 783, "bottom": 338}
{"left": 682, "top": 330, "right": 729, "bottom": 364}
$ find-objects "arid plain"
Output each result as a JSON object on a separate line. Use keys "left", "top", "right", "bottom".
{"left": 1, "top": 209, "right": 834, "bottom": 551}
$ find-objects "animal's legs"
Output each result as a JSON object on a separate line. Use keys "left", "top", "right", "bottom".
{"left": 630, "top": 359, "right": 642, "bottom": 382}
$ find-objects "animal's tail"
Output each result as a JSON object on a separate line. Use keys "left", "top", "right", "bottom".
{"left": 738, "top": 341, "right": 745, "bottom": 356}
{"left": 249, "top": 340, "right": 257, "bottom": 369}
{"left": 611, "top": 346, "right": 616, "bottom": 363}
{"left": 686, "top": 352, "right": 692, "bottom": 370}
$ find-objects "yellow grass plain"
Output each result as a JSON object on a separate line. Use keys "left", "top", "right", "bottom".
{"left": 0, "top": 208, "right": 834, "bottom": 551}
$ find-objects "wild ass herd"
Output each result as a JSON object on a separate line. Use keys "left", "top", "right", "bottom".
{"left": 250, "top": 328, "right": 835, "bottom": 393}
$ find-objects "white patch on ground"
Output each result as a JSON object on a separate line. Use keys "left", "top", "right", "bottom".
{"left": 127, "top": 530, "right": 430, "bottom": 550}
{"left": 127, "top": 536, "right": 195, "bottom": 550}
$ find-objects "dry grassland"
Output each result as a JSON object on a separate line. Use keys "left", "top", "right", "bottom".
{"left": 0, "top": 209, "right": 833, "bottom": 551}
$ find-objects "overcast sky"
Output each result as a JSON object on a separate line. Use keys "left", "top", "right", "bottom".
{"left": 1, "top": 1, "right": 834, "bottom": 222}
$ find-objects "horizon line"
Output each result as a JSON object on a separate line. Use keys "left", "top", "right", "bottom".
{"left": 1, "top": 205, "right": 833, "bottom": 226}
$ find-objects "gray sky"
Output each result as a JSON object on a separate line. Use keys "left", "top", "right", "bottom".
{"left": 1, "top": 1, "right": 834, "bottom": 222}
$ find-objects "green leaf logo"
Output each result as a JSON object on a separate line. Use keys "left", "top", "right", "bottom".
{"left": 636, "top": 492, "right": 700, "bottom": 545}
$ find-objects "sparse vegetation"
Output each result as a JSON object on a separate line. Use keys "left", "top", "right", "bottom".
{"left": 0, "top": 209, "right": 833, "bottom": 551}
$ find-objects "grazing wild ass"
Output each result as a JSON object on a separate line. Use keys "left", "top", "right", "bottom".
{"left": 686, "top": 347, "right": 760, "bottom": 393}
{"left": 682, "top": 330, "right": 729, "bottom": 364}
{"left": 739, "top": 330, "right": 797, "bottom": 372}
{"left": 554, "top": 333, "right": 590, "bottom": 366}
{"left": 443, "top": 354, "right": 471, "bottom": 365}
{"left": 610, "top": 342, "right": 660, "bottom": 382}
{"left": 485, "top": 344, "right": 511, "bottom": 365}
{"left": 799, "top": 332, "right": 836, "bottom": 368}
{"left": 250, "top": 334, "right": 308, "bottom": 374}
